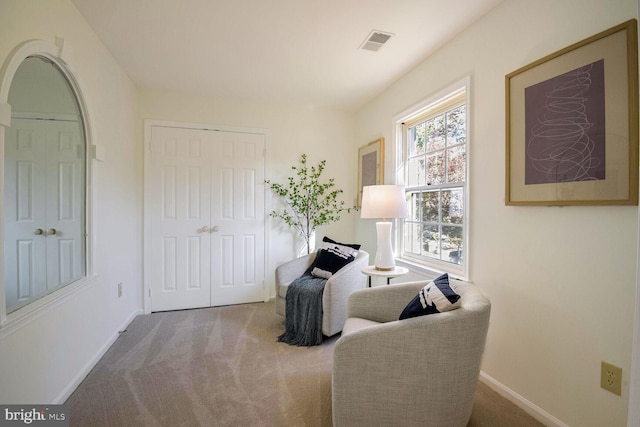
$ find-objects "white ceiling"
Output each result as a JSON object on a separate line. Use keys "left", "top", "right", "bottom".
{"left": 71, "top": 0, "right": 503, "bottom": 111}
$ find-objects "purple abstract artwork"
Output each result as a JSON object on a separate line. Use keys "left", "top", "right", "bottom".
{"left": 524, "top": 59, "right": 606, "bottom": 185}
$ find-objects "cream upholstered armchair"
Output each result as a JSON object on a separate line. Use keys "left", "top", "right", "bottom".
{"left": 332, "top": 279, "right": 491, "bottom": 427}
{"left": 275, "top": 250, "right": 369, "bottom": 337}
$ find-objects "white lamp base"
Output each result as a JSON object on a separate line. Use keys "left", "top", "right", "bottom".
{"left": 374, "top": 221, "right": 395, "bottom": 271}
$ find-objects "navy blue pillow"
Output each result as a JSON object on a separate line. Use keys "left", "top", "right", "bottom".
{"left": 399, "top": 273, "right": 461, "bottom": 320}
{"left": 311, "top": 237, "right": 361, "bottom": 279}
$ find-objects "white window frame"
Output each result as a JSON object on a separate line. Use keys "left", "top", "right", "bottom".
{"left": 0, "top": 39, "right": 97, "bottom": 335}
{"left": 393, "top": 78, "right": 470, "bottom": 280}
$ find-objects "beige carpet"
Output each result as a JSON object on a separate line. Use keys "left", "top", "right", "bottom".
{"left": 66, "top": 302, "right": 543, "bottom": 427}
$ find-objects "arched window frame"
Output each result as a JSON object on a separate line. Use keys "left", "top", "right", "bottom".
{"left": 0, "top": 38, "right": 96, "bottom": 332}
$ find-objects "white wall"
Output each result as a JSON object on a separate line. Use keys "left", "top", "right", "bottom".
{"left": 0, "top": 0, "right": 141, "bottom": 403}
{"left": 355, "top": 0, "right": 638, "bottom": 425}
{"left": 137, "top": 88, "right": 359, "bottom": 297}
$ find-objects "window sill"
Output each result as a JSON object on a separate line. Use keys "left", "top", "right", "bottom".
{"left": 0, "top": 274, "right": 99, "bottom": 340}
{"left": 396, "top": 257, "right": 468, "bottom": 282}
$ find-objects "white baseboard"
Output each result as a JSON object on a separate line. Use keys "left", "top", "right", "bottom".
{"left": 479, "top": 371, "right": 569, "bottom": 427}
{"left": 54, "top": 308, "right": 143, "bottom": 404}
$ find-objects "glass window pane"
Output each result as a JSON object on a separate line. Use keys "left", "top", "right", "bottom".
{"left": 421, "top": 225, "right": 440, "bottom": 259}
{"left": 446, "top": 105, "right": 466, "bottom": 145}
{"left": 442, "top": 225, "right": 463, "bottom": 265}
{"left": 447, "top": 145, "right": 466, "bottom": 183}
{"left": 407, "top": 127, "right": 417, "bottom": 156}
{"left": 409, "top": 123, "right": 425, "bottom": 156}
{"left": 425, "top": 115, "right": 445, "bottom": 152}
{"left": 421, "top": 191, "right": 439, "bottom": 222}
{"left": 408, "top": 192, "right": 421, "bottom": 221}
{"left": 442, "top": 188, "right": 464, "bottom": 224}
{"left": 404, "top": 222, "right": 421, "bottom": 255}
{"left": 407, "top": 156, "right": 425, "bottom": 187}
{"left": 426, "top": 151, "right": 445, "bottom": 185}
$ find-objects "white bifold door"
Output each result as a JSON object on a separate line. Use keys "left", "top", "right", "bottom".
{"left": 148, "top": 125, "right": 265, "bottom": 312}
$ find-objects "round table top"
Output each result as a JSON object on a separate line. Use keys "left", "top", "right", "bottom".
{"left": 361, "top": 265, "right": 409, "bottom": 278}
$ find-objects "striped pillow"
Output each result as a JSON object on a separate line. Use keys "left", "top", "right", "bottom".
{"left": 310, "top": 237, "right": 360, "bottom": 279}
{"left": 399, "top": 273, "right": 461, "bottom": 320}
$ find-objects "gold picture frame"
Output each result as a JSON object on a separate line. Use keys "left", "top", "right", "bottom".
{"left": 505, "top": 19, "right": 639, "bottom": 206}
{"left": 357, "top": 138, "right": 384, "bottom": 207}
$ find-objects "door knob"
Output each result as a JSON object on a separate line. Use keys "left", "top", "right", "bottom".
{"left": 34, "top": 228, "right": 44, "bottom": 235}
{"left": 211, "top": 226, "right": 219, "bottom": 233}
{"left": 200, "top": 226, "right": 210, "bottom": 233}
{"left": 47, "top": 228, "right": 57, "bottom": 235}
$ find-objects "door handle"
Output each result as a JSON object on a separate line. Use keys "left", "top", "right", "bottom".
{"left": 199, "top": 226, "right": 219, "bottom": 233}
{"left": 47, "top": 228, "right": 57, "bottom": 235}
{"left": 34, "top": 228, "right": 44, "bottom": 235}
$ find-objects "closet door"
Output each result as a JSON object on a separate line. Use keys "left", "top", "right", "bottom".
{"left": 210, "top": 131, "right": 265, "bottom": 306}
{"left": 148, "top": 125, "right": 265, "bottom": 312}
{"left": 149, "top": 126, "right": 213, "bottom": 311}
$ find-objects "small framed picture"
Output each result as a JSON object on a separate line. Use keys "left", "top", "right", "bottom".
{"left": 357, "top": 138, "right": 384, "bottom": 207}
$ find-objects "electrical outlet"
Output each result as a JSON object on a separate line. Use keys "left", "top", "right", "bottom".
{"left": 601, "top": 361, "right": 622, "bottom": 396}
{"left": 117, "top": 282, "right": 123, "bottom": 298}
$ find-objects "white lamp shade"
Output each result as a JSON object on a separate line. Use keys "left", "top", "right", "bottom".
{"left": 360, "top": 185, "right": 407, "bottom": 219}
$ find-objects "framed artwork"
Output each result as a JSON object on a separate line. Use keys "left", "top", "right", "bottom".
{"left": 505, "top": 19, "right": 638, "bottom": 206}
{"left": 357, "top": 138, "right": 384, "bottom": 207}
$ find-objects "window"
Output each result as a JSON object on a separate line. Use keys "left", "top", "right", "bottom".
{"left": 399, "top": 87, "right": 468, "bottom": 276}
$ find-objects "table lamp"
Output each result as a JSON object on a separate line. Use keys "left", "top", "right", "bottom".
{"left": 360, "top": 185, "right": 407, "bottom": 271}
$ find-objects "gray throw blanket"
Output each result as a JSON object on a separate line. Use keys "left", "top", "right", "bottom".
{"left": 277, "top": 273, "right": 327, "bottom": 346}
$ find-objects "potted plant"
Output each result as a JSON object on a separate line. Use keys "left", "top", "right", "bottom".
{"left": 266, "top": 154, "right": 356, "bottom": 254}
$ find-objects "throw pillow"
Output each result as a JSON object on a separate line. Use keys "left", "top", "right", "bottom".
{"left": 399, "top": 273, "right": 461, "bottom": 320}
{"left": 311, "top": 236, "right": 361, "bottom": 278}
{"left": 322, "top": 236, "right": 361, "bottom": 250}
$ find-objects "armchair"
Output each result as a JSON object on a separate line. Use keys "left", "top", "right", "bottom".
{"left": 332, "top": 279, "right": 491, "bottom": 427}
{"left": 275, "top": 250, "right": 369, "bottom": 337}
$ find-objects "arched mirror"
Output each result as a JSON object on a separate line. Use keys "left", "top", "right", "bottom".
{"left": 4, "top": 55, "right": 86, "bottom": 313}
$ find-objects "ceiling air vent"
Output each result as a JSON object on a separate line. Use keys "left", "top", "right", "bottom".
{"left": 359, "top": 30, "right": 393, "bottom": 52}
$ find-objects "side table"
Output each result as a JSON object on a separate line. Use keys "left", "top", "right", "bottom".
{"left": 361, "top": 266, "right": 409, "bottom": 287}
